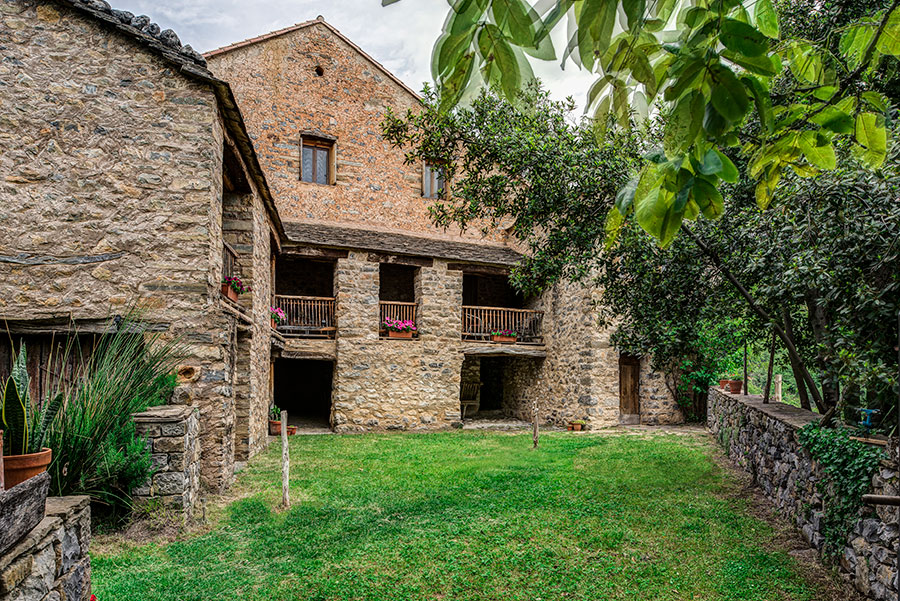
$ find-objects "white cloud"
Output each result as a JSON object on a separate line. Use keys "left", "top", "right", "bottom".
{"left": 110, "top": 0, "right": 598, "bottom": 109}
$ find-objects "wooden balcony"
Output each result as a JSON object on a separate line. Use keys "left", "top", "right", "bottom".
{"left": 273, "top": 295, "right": 336, "bottom": 339}
{"left": 379, "top": 301, "right": 418, "bottom": 338}
{"left": 222, "top": 242, "right": 238, "bottom": 281}
{"left": 461, "top": 306, "right": 544, "bottom": 344}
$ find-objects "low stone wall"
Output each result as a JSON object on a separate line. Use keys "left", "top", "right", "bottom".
{"left": 133, "top": 405, "right": 202, "bottom": 520}
{"left": 0, "top": 496, "right": 91, "bottom": 601}
{"left": 708, "top": 388, "right": 898, "bottom": 600}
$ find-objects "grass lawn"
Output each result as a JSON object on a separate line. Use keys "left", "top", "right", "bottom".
{"left": 92, "top": 431, "right": 823, "bottom": 600}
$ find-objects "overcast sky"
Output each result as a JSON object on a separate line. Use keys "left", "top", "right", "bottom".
{"left": 110, "top": 0, "right": 598, "bottom": 108}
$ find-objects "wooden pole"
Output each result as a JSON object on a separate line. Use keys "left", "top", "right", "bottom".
{"left": 532, "top": 397, "right": 539, "bottom": 449}
{"left": 280, "top": 410, "right": 289, "bottom": 508}
{"left": 763, "top": 331, "right": 776, "bottom": 403}
{"left": 743, "top": 339, "right": 748, "bottom": 395}
{"left": 774, "top": 374, "right": 783, "bottom": 404}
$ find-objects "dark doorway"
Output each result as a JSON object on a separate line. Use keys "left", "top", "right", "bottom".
{"left": 274, "top": 358, "right": 333, "bottom": 429}
{"left": 479, "top": 358, "right": 504, "bottom": 411}
{"left": 619, "top": 354, "right": 640, "bottom": 424}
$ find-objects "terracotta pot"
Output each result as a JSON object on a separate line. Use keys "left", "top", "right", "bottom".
{"left": 567, "top": 424, "right": 574, "bottom": 431}
{"left": 287, "top": 425, "right": 298, "bottom": 436}
{"left": 490, "top": 335, "right": 517, "bottom": 344}
{"left": 3, "top": 448, "right": 52, "bottom": 489}
{"left": 271, "top": 318, "right": 277, "bottom": 330}
{"left": 571, "top": 423, "right": 583, "bottom": 431}
{"left": 719, "top": 379, "right": 729, "bottom": 389}
{"left": 728, "top": 380, "right": 743, "bottom": 394}
{"left": 269, "top": 420, "right": 282, "bottom": 436}
{"left": 388, "top": 330, "right": 414, "bottom": 339}
{"left": 221, "top": 283, "right": 239, "bottom": 302}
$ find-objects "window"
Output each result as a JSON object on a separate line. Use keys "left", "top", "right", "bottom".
{"left": 301, "top": 137, "right": 334, "bottom": 185}
{"left": 423, "top": 163, "right": 445, "bottom": 198}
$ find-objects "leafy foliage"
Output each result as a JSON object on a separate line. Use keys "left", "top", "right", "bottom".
{"left": 387, "top": 0, "right": 900, "bottom": 245}
{"left": 797, "top": 423, "right": 885, "bottom": 554}
{"left": 1, "top": 343, "right": 65, "bottom": 456}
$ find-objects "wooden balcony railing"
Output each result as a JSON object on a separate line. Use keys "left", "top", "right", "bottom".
{"left": 273, "top": 295, "right": 336, "bottom": 339}
{"left": 222, "top": 242, "right": 238, "bottom": 282}
{"left": 379, "top": 301, "right": 419, "bottom": 338}
{"left": 461, "top": 306, "right": 544, "bottom": 344}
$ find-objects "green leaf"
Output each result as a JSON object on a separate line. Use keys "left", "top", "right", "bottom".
{"left": 692, "top": 177, "right": 724, "bottom": 218}
{"left": 783, "top": 41, "right": 825, "bottom": 84}
{"left": 854, "top": 112, "right": 887, "bottom": 168}
{"left": 664, "top": 55, "right": 706, "bottom": 102}
{"left": 721, "top": 50, "right": 778, "bottom": 77}
{"left": 577, "top": 0, "right": 616, "bottom": 70}
{"left": 448, "top": 0, "right": 489, "bottom": 35}
{"left": 433, "top": 29, "right": 476, "bottom": 79}
{"left": 810, "top": 107, "right": 853, "bottom": 134}
{"left": 615, "top": 177, "right": 638, "bottom": 214}
{"left": 715, "top": 150, "right": 739, "bottom": 182}
{"left": 798, "top": 131, "right": 836, "bottom": 170}
{"left": 876, "top": 7, "right": 900, "bottom": 56}
{"left": 710, "top": 64, "right": 750, "bottom": 122}
{"left": 703, "top": 103, "right": 729, "bottom": 138}
{"left": 840, "top": 24, "right": 876, "bottom": 69}
{"left": 720, "top": 18, "right": 769, "bottom": 57}
{"left": 673, "top": 169, "right": 694, "bottom": 212}
{"left": 622, "top": 0, "right": 646, "bottom": 30}
{"left": 663, "top": 91, "right": 702, "bottom": 156}
{"left": 491, "top": 0, "right": 539, "bottom": 48}
{"left": 439, "top": 51, "right": 475, "bottom": 111}
{"left": 30, "top": 392, "right": 63, "bottom": 455}
{"left": 742, "top": 75, "right": 774, "bottom": 133}
{"left": 2, "top": 344, "right": 30, "bottom": 456}
{"left": 698, "top": 148, "right": 723, "bottom": 175}
{"left": 604, "top": 206, "right": 625, "bottom": 248}
{"left": 478, "top": 24, "right": 521, "bottom": 100}
{"left": 753, "top": 0, "right": 779, "bottom": 39}
{"left": 862, "top": 91, "right": 890, "bottom": 114}
{"left": 635, "top": 188, "right": 684, "bottom": 247}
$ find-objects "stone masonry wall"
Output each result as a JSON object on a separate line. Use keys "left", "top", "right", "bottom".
{"left": 639, "top": 357, "right": 684, "bottom": 425}
{"left": 132, "top": 405, "right": 202, "bottom": 520}
{"left": 329, "top": 252, "right": 462, "bottom": 431}
{"left": 0, "top": 496, "right": 91, "bottom": 601}
{"left": 708, "top": 388, "right": 898, "bottom": 600}
{"left": 0, "top": 1, "right": 274, "bottom": 492}
{"left": 206, "top": 20, "right": 502, "bottom": 244}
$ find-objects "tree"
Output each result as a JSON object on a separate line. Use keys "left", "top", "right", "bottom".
{"left": 384, "top": 0, "right": 899, "bottom": 244}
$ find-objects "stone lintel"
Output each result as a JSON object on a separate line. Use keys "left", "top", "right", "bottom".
{"left": 133, "top": 405, "right": 197, "bottom": 423}
{"left": 461, "top": 345, "right": 547, "bottom": 359}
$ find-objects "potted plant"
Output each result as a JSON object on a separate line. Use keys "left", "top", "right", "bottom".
{"left": 270, "top": 306, "right": 286, "bottom": 330}
{"left": 221, "top": 276, "right": 250, "bottom": 302}
{"left": 718, "top": 378, "right": 730, "bottom": 389}
{"left": 2, "top": 343, "right": 62, "bottom": 488}
{"left": 287, "top": 425, "right": 298, "bottom": 436}
{"left": 383, "top": 318, "right": 417, "bottom": 339}
{"left": 727, "top": 377, "right": 743, "bottom": 394}
{"left": 569, "top": 419, "right": 586, "bottom": 431}
{"left": 269, "top": 406, "right": 282, "bottom": 436}
{"left": 490, "top": 330, "right": 518, "bottom": 343}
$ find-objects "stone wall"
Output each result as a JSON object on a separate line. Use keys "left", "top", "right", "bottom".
{"left": 132, "top": 405, "right": 202, "bottom": 520}
{"left": 328, "top": 252, "right": 462, "bottom": 431}
{"left": 206, "top": 19, "right": 502, "bottom": 244}
{"left": 0, "top": 496, "right": 91, "bottom": 601}
{"left": 0, "top": 1, "right": 275, "bottom": 493}
{"left": 639, "top": 357, "right": 684, "bottom": 425}
{"left": 708, "top": 388, "right": 898, "bottom": 601}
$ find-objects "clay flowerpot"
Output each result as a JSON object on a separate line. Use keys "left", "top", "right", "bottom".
{"left": 571, "top": 423, "right": 583, "bottom": 431}
{"left": 287, "top": 425, "right": 298, "bottom": 436}
{"left": 491, "top": 335, "right": 517, "bottom": 344}
{"left": 221, "top": 283, "right": 239, "bottom": 302}
{"left": 719, "top": 379, "right": 729, "bottom": 389}
{"left": 269, "top": 420, "right": 282, "bottom": 436}
{"left": 567, "top": 424, "right": 574, "bottom": 431}
{"left": 388, "top": 330, "right": 413, "bottom": 339}
{"left": 3, "top": 448, "right": 52, "bottom": 490}
{"left": 271, "top": 318, "right": 277, "bottom": 330}
{"left": 728, "top": 380, "right": 743, "bottom": 394}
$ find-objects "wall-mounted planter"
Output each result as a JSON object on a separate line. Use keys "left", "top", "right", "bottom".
{"left": 490, "top": 335, "right": 517, "bottom": 344}
{"left": 388, "top": 330, "right": 414, "bottom": 339}
{"left": 221, "top": 283, "right": 239, "bottom": 302}
{"left": 3, "top": 447, "right": 52, "bottom": 490}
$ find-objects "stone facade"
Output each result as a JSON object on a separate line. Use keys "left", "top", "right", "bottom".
{"left": 0, "top": 496, "right": 91, "bottom": 601}
{"left": 0, "top": 0, "right": 281, "bottom": 493}
{"left": 708, "top": 388, "right": 898, "bottom": 601}
{"left": 132, "top": 405, "right": 202, "bottom": 520}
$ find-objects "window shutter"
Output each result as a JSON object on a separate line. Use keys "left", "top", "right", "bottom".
{"left": 329, "top": 141, "right": 337, "bottom": 185}
{"left": 298, "top": 134, "right": 304, "bottom": 181}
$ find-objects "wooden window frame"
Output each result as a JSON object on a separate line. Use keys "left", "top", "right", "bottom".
{"left": 299, "top": 135, "right": 336, "bottom": 185}
{"left": 422, "top": 162, "right": 446, "bottom": 199}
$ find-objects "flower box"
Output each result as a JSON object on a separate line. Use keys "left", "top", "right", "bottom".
{"left": 388, "top": 330, "right": 414, "bottom": 339}
{"left": 221, "top": 283, "right": 239, "bottom": 302}
{"left": 490, "top": 334, "right": 517, "bottom": 344}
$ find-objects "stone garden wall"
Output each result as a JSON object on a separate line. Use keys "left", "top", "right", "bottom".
{"left": 708, "top": 388, "right": 898, "bottom": 601}
{"left": 0, "top": 496, "right": 91, "bottom": 601}
{"left": 132, "top": 405, "right": 202, "bottom": 520}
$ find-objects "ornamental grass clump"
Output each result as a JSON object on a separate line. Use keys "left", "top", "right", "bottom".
{"left": 382, "top": 318, "right": 417, "bottom": 333}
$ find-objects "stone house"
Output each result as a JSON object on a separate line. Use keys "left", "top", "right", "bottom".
{"left": 204, "top": 19, "right": 684, "bottom": 432}
{"left": 0, "top": 0, "right": 286, "bottom": 494}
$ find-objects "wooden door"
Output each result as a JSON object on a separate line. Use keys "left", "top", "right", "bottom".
{"left": 619, "top": 355, "right": 640, "bottom": 423}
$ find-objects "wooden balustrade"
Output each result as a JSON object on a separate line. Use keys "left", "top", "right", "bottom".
{"left": 461, "top": 306, "right": 544, "bottom": 344}
{"left": 272, "top": 295, "right": 336, "bottom": 339}
{"left": 379, "top": 301, "right": 418, "bottom": 338}
{"left": 222, "top": 242, "right": 238, "bottom": 281}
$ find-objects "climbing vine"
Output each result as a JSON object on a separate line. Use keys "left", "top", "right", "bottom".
{"left": 797, "top": 424, "right": 885, "bottom": 555}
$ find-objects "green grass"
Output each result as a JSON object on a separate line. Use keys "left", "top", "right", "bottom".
{"left": 92, "top": 432, "right": 817, "bottom": 600}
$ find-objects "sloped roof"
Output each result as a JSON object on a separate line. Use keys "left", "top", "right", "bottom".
{"left": 203, "top": 17, "right": 422, "bottom": 101}
{"left": 51, "top": 0, "right": 286, "bottom": 239}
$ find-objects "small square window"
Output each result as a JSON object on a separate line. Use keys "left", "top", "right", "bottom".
{"left": 423, "top": 163, "right": 445, "bottom": 199}
{"left": 301, "top": 138, "right": 334, "bottom": 185}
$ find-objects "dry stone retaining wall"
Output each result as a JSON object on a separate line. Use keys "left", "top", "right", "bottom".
{"left": 708, "top": 388, "right": 898, "bottom": 600}
{"left": 0, "top": 496, "right": 91, "bottom": 601}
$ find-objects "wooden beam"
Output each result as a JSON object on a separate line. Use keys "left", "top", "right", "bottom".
{"left": 0, "top": 317, "right": 169, "bottom": 335}
{"left": 367, "top": 253, "right": 434, "bottom": 267}
{"left": 446, "top": 263, "right": 510, "bottom": 276}
{"left": 280, "top": 246, "right": 349, "bottom": 259}
{"left": 461, "top": 344, "right": 547, "bottom": 358}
